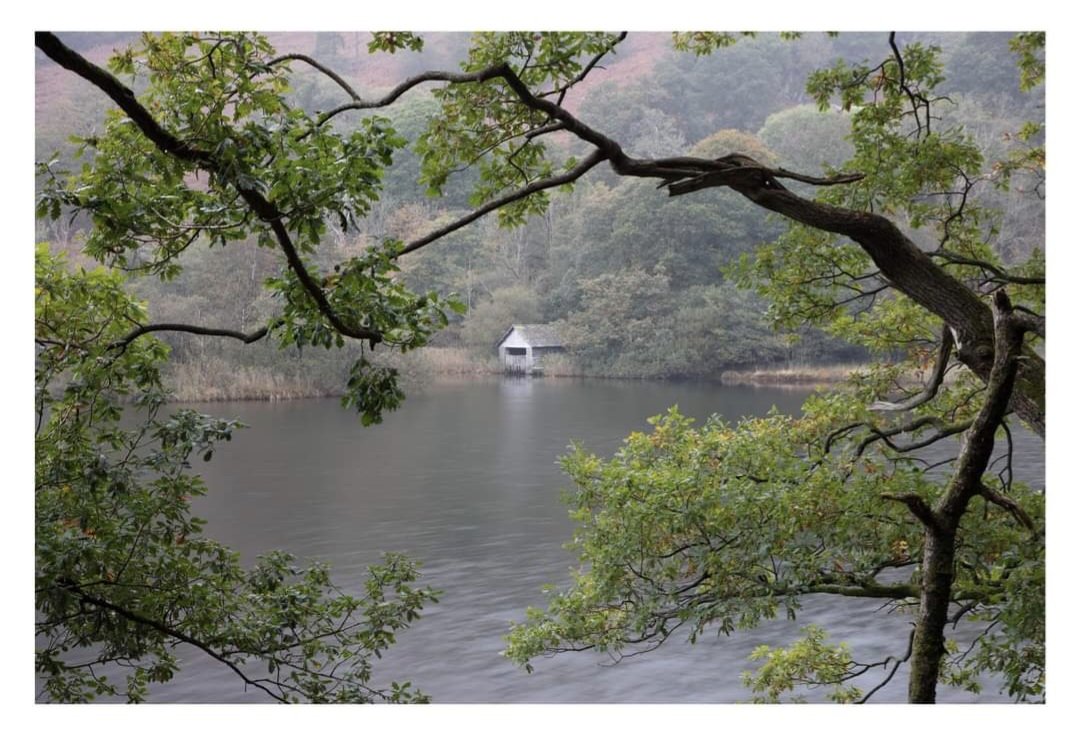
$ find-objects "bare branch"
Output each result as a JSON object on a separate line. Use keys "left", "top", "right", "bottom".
{"left": 524, "top": 121, "right": 567, "bottom": 139}
{"left": 772, "top": 167, "right": 866, "bottom": 186}
{"left": 889, "top": 33, "right": 926, "bottom": 137}
{"left": 547, "top": 32, "right": 628, "bottom": 108}
{"left": 269, "top": 53, "right": 361, "bottom": 101}
{"left": 661, "top": 155, "right": 864, "bottom": 197}
{"left": 857, "top": 416, "right": 973, "bottom": 457}
{"left": 857, "top": 628, "right": 916, "bottom": 703}
{"left": 399, "top": 149, "right": 607, "bottom": 256}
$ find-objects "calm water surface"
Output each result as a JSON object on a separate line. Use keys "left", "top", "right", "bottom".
{"left": 144, "top": 378, "right": 1042, "bottom": 703}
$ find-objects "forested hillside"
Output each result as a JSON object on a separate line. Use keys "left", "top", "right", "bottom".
{"left": 36, "top": 31, "right": 1044, "bottom": 396}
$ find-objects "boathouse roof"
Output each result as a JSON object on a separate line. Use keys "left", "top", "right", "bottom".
{"left": 495, "top": 324, "right": 563, "bottom": 349}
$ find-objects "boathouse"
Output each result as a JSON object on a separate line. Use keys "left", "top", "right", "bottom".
{"left": 495, "top": 324, "right": 564, "bottom": 375}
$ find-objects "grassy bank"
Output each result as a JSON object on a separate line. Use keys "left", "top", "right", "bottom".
{"left": 165, "top": 347, "right": 502, "bottom": 402}
{"left": 164, "top": 348, "right": 865, "bottom": 403}
{"left": 720, "top": 363, "right": 862, "bottom": 386}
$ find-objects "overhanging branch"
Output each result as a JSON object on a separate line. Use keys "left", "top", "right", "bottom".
{"left": 109, "top": 322, "right": 271, "bottom": 352}
{"left": 400, "top": 150, "right": 607, "bottom": 255}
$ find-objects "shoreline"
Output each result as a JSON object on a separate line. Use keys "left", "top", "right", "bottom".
{"left": 162, "top": 361, "right": 859, "bottom": 404}
{"left": 719, "top": 364, "right": 859, "bottom": 387}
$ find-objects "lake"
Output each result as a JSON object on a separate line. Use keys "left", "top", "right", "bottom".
{"left": 144, "top": 377, "right": 1043, "bottom": 703}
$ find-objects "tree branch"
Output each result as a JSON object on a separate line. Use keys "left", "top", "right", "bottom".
{"left": 870, "top": 328, "right": 954, "bottom": 412}
{"left": 889, "top": 33, "right": 926, "bottom": 137}
{"left": 269, "top": 53, "right": 361, "bottom": 101}
{"left": 937, "top": 290, "right": 1031, "bottom": 525}
{"left": 931, "top": 249, "right": 1046, "bottom": 287}
{"left": 857, "top": 628, "right": 916, "bottom": 703}
{"left": 856, "top": 415, "right": 973, "bottom": 457}
{"left": 315, "top": 66, "right": 511, "bottom": 126}
{"left": 881, "top": 493, "right": 942, "bottom": 532}
{"left": 109, "top": 322, "right": 271, "bottom": 352}
{"left": 976, "top": 483, "right": 1035, "bottom": 531}
{"left": 801, "top": 581, "right": 918, "bottom": 599}
{"left": 546, "top": 32, "right": 628, "bottom": 108}
{"left": 399, "top": 149, "right": 607, "bottom": 255}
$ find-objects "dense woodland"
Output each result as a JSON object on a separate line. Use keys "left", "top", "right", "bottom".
{"left": 36, "top": 32, "right": 1044, "bottom": 395}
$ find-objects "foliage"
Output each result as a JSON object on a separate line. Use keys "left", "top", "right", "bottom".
{"left": 1009, "top": 32, "right": 1046, "bottom": 92}
{"left": 757, "top": 105, "right": 853, "bottom": 175}
{"left": 504, "top": 399, "right": 1043, "bottom": 700}
{"left": 559, "top": 272, "right": 786, "bottom": 377}
{"left": 460, "top": 285, "right": 543, "bottom": 349}
{"left": 742, "top": 626, "right": 862, "bottom": 703}
{"left": 368, "top": 32, "right": 425, "bottom": 55}
{"left": 35, "top": 246, "right": 438, "bottom": 702}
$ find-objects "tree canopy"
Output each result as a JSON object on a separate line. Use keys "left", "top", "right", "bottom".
{"left": 35, "top": 30, "right": 1044, "bottom": 703}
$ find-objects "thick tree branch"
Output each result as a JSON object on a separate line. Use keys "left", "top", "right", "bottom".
{"left": 902, "top": 290, "right": 1033, "bottom": 703}
{"left": 109, "top": 322, "right": 271, "bottom": 352}
{"left": 662, "top": 158, "right": 864, "bottom": 194}
{"left": 938, "top": 290, "right": 1030, "bottom": 524}
{"left": 801, "top": 581, "right": 918, "bottom": 599}
{"left": 881, "top": 493, "right": 942, "bottom": 532}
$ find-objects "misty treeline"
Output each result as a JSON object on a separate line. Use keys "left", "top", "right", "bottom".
{"left": 36, "top": 31, "right": 1044, "bottom": 396}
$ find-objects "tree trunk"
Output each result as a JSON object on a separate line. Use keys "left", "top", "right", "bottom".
{"left": 901, "top": 292, "right": 1029, "bottom": 703}
{"left": 908, "top": 528, "right": 957, "bottom": 703}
